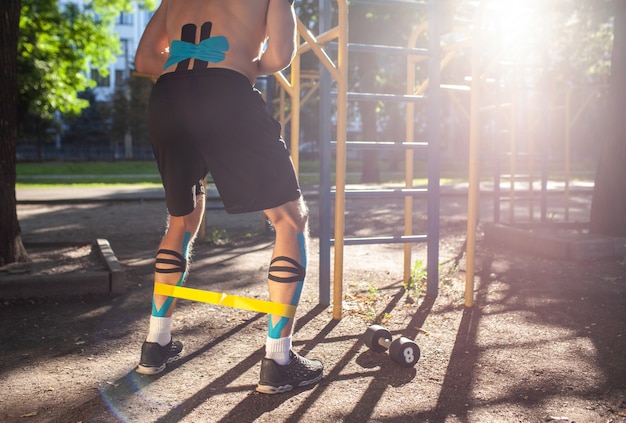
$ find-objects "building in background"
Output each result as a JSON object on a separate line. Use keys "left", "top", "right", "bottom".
{"left": 59, "top": 0, "right": 153, "bottom": 101}
{"left": 93, "top": 7, "right": 153, "bottom": 101}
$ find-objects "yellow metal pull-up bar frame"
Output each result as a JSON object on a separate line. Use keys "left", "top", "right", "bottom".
{"left": 273, "top": 2, "right": 349, "bottom": 320}
{"left": 275, "top": 2, "right": 445, "bottom": 319}
{"left": 272, "top": 8, "right": 348, "bottom": 176}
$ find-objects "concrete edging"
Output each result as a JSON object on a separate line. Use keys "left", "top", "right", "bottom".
{"left": 96, "top": 239, "right": 126, "bottom": 294}
{"left": 0, "top": 240, "right": 125, "bottom": 300}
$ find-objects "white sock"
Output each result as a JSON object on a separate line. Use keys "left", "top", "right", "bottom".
{"left": 265, "top": 336, "right": 292, "bottom": 365}
{"left": 146, "top": 316, "right": 172, "bottom": 346}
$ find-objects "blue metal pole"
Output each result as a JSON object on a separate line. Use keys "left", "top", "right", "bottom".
{"left": 426, "top": 0, "right": 441, "bottom": 296}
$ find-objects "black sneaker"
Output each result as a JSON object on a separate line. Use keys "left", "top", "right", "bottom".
{"left": 256, "top": 350, "right": 323, "bottom": 394}
{"left": 136, "top": 339, "right": 183, "bottom": 375}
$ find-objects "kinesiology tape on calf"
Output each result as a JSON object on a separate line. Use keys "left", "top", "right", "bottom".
{"left": 267, "top": 233, "right": 307, "bottom": 338}
{"left": 152, "top": 232, "right": 191, "bottom": 317}
{"left": 268, "top": 256, "right": 306, "bottom": 283}
{"left": 155, "top": 249, "right": 187, "bottom": 274}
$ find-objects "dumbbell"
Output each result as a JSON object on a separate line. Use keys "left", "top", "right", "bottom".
{"left": 363, "top": 325, "right": 420, "bottom": 368}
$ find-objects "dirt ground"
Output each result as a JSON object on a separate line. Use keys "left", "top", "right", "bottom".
{"left": 1, "top": 190, "right": 625, "bottom": 423}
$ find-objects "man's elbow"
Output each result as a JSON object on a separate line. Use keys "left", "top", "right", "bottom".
{"left": 135, "top": 53, "right": 161, "bottom": 77}
{"left": 264, "top": 47, "right": 295, "bottom": 73}
{"left": 134, "top": 59, "right": 146, "bottom": 75}
{"left": 134, "top": 53, "right": 150, "bottom": 75}
{"left": 276, "top": 49, "right": 296, "bottom": 71}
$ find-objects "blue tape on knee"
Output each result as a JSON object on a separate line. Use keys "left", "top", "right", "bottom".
{"left": 268, "top": 233, "right": 306, "bottom": 338}
{"left": 152, "top": 231, "right": 192, "bottom": 317}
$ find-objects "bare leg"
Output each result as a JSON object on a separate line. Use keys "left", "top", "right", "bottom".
{"left": 152, "top": 192, "right": 206, "bottom": 317}
{"left": 263, "top": 198, "right": 308, "bottom": 361}
{"left": 257, "top": 197, "right": 323, "bottom": 393}
{"left": 136, "top": 192, "right": 205, "bottom": 375}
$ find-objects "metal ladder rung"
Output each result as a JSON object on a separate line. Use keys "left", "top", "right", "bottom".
{"left": 331, "top": 235, "right": 428, "bottom": 246}
{"left": 500, "top": 174, "right": 533, "bottom": 179}
{"left": 349, "top": 0, "right": 430, "bottom": 7}
{"left": 441, "top": 84, "right": 471, "bottom": 92}
{"left": 332, "top": 141, "right": 428, "bottom": 149}
{"left": 331, "top": 92, "right": 426, "bottom": 102}
{"left": 343, "top": 42, "right": 431, "bottom": 56}
{"left": 501, "top": 152, "right": 535, "bottom": 158}
{"left": 331, "top": 188, "right": 428, "bottom": 199}
{"left": 346, "top": 92, "right": 426, "bottom": 103}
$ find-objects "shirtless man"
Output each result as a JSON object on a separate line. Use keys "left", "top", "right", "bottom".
{"left": 134, "top": 0, "right": 323, "bottom": 394}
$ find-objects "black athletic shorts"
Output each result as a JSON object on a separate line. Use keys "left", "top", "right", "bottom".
{"left": 148, "top": 68, "right": 301, "bottom": 216}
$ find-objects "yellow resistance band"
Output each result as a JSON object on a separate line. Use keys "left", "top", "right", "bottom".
{"left": 153, "top": 283, "right": 297, "bottom": 318}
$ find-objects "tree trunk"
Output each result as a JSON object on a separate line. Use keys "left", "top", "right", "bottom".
{"left": 589, "top": 1, "right": 626, "bottom": 236}
{"left": 0, "top": 0, "right": 29, "bottom": 266}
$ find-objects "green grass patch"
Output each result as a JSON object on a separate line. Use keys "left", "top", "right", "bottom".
{"left": 16, "top": 159, "right": 595, "bottom": 188}
{"left": 17, "top": 161, "right": 159, "bottom": 175}
{"left": 16, "top": 181, "right": 163, "bottom": 189}
{"left": 17, "top": 161, "right": 161, "bottom": 186}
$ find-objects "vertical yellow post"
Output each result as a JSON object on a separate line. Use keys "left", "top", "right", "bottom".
{"left": 465, "top": 6, "right": 482, "bottom": 308}
{"left": 564, "top": 86, "right": 572, "bottom": 222}
{"left": 332, "top": 0, "right": 348, "bottom": 320}
{"left": 509, "top": 75, "right": 517, "bottom": 223}
{"left": 290, "top": 33, "right": 301, "bottom": 174}
{"left": 527, "top": 91, "right": 534, "bottom": 222}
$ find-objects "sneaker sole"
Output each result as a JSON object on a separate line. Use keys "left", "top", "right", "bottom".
{"left": 136, "top": 353, "right": 182, "bottom": 375}
{"left": 256, "top": 372, "right": 322, "bottom": 395}
{"left": 256, "top": 383, "right": 294, "bottom": 394}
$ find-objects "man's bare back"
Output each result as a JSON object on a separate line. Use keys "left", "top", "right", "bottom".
{"left": 136, "top": 0, "right": 296, "bottom": 84}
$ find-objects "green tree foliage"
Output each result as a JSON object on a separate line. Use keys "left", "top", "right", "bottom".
{"left": 110, "top": 87, "right": 130, "bottom": 146}
{"left": 349, "top": 2, "right": 427, "bottom": 183}
{"left": 107, "top": 74, "right": 152, "bottom": 155}
{"left": 551, "top": 0, "right": 614, "bottom": 83}
{"left": 128, "top": 74, "right": 153, "bottom": 145}
{"left": 63, "top": 89, "right": 110, "bottom": 145}
{"left": 17, "top": 0, "right": 155, "bottom": 122}
{"left": 1, "top": 0, "right": 156, "bottom": 265}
